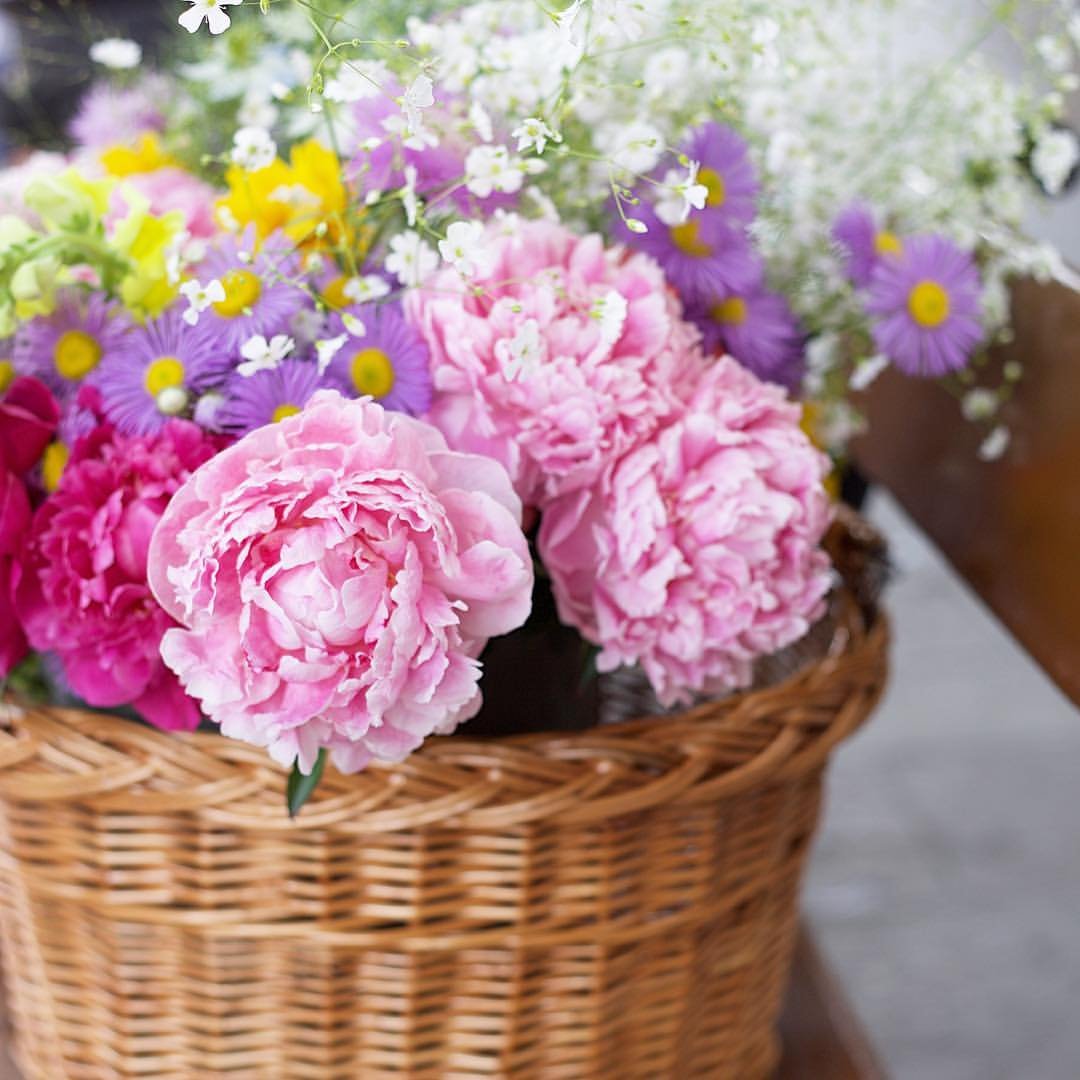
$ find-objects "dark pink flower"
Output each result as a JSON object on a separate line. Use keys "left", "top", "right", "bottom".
{"left": 15, "top": 420, "right": 219, "bottom": 729}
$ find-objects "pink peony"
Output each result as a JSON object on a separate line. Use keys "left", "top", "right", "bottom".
{"left": 0, "top": 376, "right": 60, "bottom": 475}
{"left": 15, "top": 419, "right": 219, "bottom": 729}
{"left": 539, "top": 357, "right": 834, "bottom": 705}
{"left": 406, "top": 219, "right": 707, "bottom": 509}
{"left": 147, "top": 390, "right": 533, "bottom": 774}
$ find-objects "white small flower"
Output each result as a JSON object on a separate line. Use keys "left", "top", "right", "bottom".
{"left": 194, "top": 391, "right": 225, "bottom": 430}
{"left": 231, "top": 126, "right": 277, "bottom": 171}
{"left": 512, "top": 117, "right": 561, "bottom": 156}
{"left": 342, "top": 313, "right": 367, "bottom": 338}
{"left": 438, "top": 220, "right": 493, "bottom": 278}
{"left": 1031, "top": 128, "right": 1079, "bottom": 196}
{"left": 496, "top": 319, "right": 545, "bottom": 381}
{"left": 978, "top": 425, "right": 1010, "bottom": 462}
{"left": 343, "top": 275, "right": 391, "bottom": 304}
{"left": 400, "top": 74, "right": 435, "bottom": 137}
{"left": 238, "top": 334, "right": 294, "bottom": 377}
{"left": 554, "top": 0, "right": 586, "bottom": 46}
{"left": 1035, "top": 34, "right": 1072, "bottom": 75}
{"left": 89, "top": 38, "right": 141, "bottom": 70}
{"left": 178, "top": 0, "right": 241, "bottom": 36}
{"left": 179, "top": 278, "right": 224, "bottom": 326}
{"left": 401, "top": 165, "right": 420, "bottom": 227}
{"left": 654, "top": 161, "right": 708, "bottom": 226}
{"left": 156, "top": 386, "right": 189, "bottom": 417}
{"left": 849, "top": 354, "right": 890, "bottom": 392}
{"left": 315, "top": 334, "right": 348, "bottom": 375}
{"left": 591, "top": 290, "right": 628, "bottom": 349}
{"left": 599, "top": 121, "right": 664, "bottom": 175}
{"left": 962, "top": 388, "right": 999, "bottom": 422}
{"left": 469, "top": 101, "right": 494, "bottom": 143}
{"left": 324, "top": 61, "right": 388, "bottom": 104}
{"left": 385, "top": 231, "right": 438, "bottom": 287}
{"left": 269, "top": 184, "right": 319, "bottom": 210}
{"left": 238, "top": 92, "right": 278, "bottom": 130}
{"left": 465, "top": 145, "right": 527, "bottom": 198}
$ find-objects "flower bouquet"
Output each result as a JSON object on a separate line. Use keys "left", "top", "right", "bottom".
{"left": 0, "top": 0, "right": 1071, "bottom": 1075}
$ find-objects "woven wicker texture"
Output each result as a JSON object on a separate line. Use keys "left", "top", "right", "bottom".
{"left": 0, "top": 518, "right": 888, "bottom": 1080}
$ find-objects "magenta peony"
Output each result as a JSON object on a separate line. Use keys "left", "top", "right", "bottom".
{"left": 406, "top": 219, "right": 707, "bottom": 508}
{"left": 539, "top": 357, "right": 834, "bottom": 705}
{"left": 15, "top": 419, "right": 219, "bottom": 729}
{"left": 147, "top": 390, "right": 533, "bottom": 774}
{"left": 0, "top": 468, "right": 32, "bottom": 677}
{"left": 0, "top": 377, "right": 59, "bottom": 677}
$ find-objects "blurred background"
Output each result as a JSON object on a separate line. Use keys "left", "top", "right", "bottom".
{"left": 1, "top": 4, "right": 1078, "bottom": 1078}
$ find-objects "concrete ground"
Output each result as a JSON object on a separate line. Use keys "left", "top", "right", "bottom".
{"left": 804, "top": 493, "right": 1080, "bottom": 1080}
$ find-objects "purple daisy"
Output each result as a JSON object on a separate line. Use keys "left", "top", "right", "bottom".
{"left": 324, "top": 302, "right": 432, "bottom": 416}
{"left": 617, "top": 199, "right": 760, "bottom": 307}
{"left": 94, "top": 306, "right": 233, "bottom": 436}
{"left": 832, "top": 203, "right": 904, "bottom": 287}
{"left": 681, "top": 121, "right": 759, "bottom": 228}
{"left": 217, "top": 360, "right": 328, "bottom": 435}
{"left": 196, "top": 231, "right": 308, "bottom": 355}
{"left": 865, "top": 233, "right": 983, "bottom": 377}
{"left": 13, "top": 290, "right": 132, "bottom": 403}
{"left": 69, "top": 77, "right": 167, "bottom": 150}
{"left": 688, "top": 284, "right": 806, "bottom": 392}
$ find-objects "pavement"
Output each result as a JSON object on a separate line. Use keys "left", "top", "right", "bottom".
{"left": 804, "top": 493, "right": 1080, "bottom": 1080}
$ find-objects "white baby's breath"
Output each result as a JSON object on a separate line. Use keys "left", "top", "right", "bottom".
{"left": 89, "top": 38, "right": 141, "bottom": 70}
{"left": 438, "top": 220, "right": 493, "bottom": 278}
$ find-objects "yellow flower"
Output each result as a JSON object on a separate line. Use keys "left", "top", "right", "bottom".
{"left": 111, "top": 199, "right": 186, "bottom": 318}
{"left": 217, "top": 139, "right": 351, "bottom": 249}
{"left": 100, "top": 133, "right": 178, "bottom": 178}
{"left": 23, "top": 171, "right": 114, "bottom": 232}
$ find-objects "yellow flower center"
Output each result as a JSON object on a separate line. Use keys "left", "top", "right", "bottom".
{"left": 712, "top": 296, "right": 748, "bottom": 325}
{"left": 669, "top": 219, "right": 712, "bottom": 258}
{"left": 321, "top": 275, "right": 351, "bottom": 310}
{"left": 272, "top": 403, "right": 302, "bottom": 423}
{"left": 350, "top": 348, "right": 396, "bottom": 398}
{"left": 144, "top": 356, "right": 186, "bottom": 397}
{"left": 53, "top": 330, "right": 102, "bottom": 381}
{"left": 213, "top": 269, "right": 262, "bottom": 318}
{"left": 697, "top": 166, "right": 726, "bottom": 208}
{"left": 0, "top": 359, "right": 14, "bottom": 393}
{"left": 42, "top": 442, "right": 69, "bottom": 493}
{"left": 907, "top": 280, "right": 951, "bottom": 328}
{"left": 874, "top": 230, "right": 902, "bottom": 256}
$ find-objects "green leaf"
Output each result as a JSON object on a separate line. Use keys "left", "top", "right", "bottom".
{"left": 286, "top": 749, "right": 327, "bottom": 819}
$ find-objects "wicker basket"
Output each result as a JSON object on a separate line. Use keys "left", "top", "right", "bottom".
{"left": 0, "top": 517, "right": 888, "bottom": 1080}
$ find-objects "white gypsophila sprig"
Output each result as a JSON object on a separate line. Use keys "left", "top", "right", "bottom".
{"left": 438, "top": 220, "right": 494, "bottom": 278}
{"left": 89, "top": 38, "right": 141, "bottom": 69}
{"left": 231, "top": 127, "right": 277, "bottom": 171}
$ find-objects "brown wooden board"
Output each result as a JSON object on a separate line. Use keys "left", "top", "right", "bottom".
{"left": 854, "top": 277, "right": 1080, "bottom": 708}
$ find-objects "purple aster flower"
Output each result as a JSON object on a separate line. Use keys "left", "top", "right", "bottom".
{"left": 687, "top": 284, "right": 806, "bottom": 392}
{"left": 865, "top": 234, "right": 983, "bottom": 377}
{"left": 681, "top": 121, "right": 759, "bottom": 228}
{"left": 617, "top": 199, "right": 760, "bottom": 307}
{"left": 69, "top": 77, "right": 167, "bottom": 150}
{"left": 324, "top": 302, "right": 432, "bottom": 416}
{"left": 217, "top": 360, "right": 328, "bottom": 435}
{"left": 832, "top": 203, "right": 904, "bottom": 287}
{"left": 13, "top": 290, "right": 131, "bottom": 403}
{"left": 196, "top": 231, "right": 307, "bottom": 355}
{"left": 94, "top": 306, "right": 233, "bottom": 436}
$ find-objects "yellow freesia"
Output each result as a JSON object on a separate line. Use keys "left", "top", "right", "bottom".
{"left": 111, "top": 201, "right": 186, "bottom": 318}
{"left": 217, "top": 139, "right": 351, "bottom": 249}
{"left": 100, "top": 133, "right": 178, "bottom": 178}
